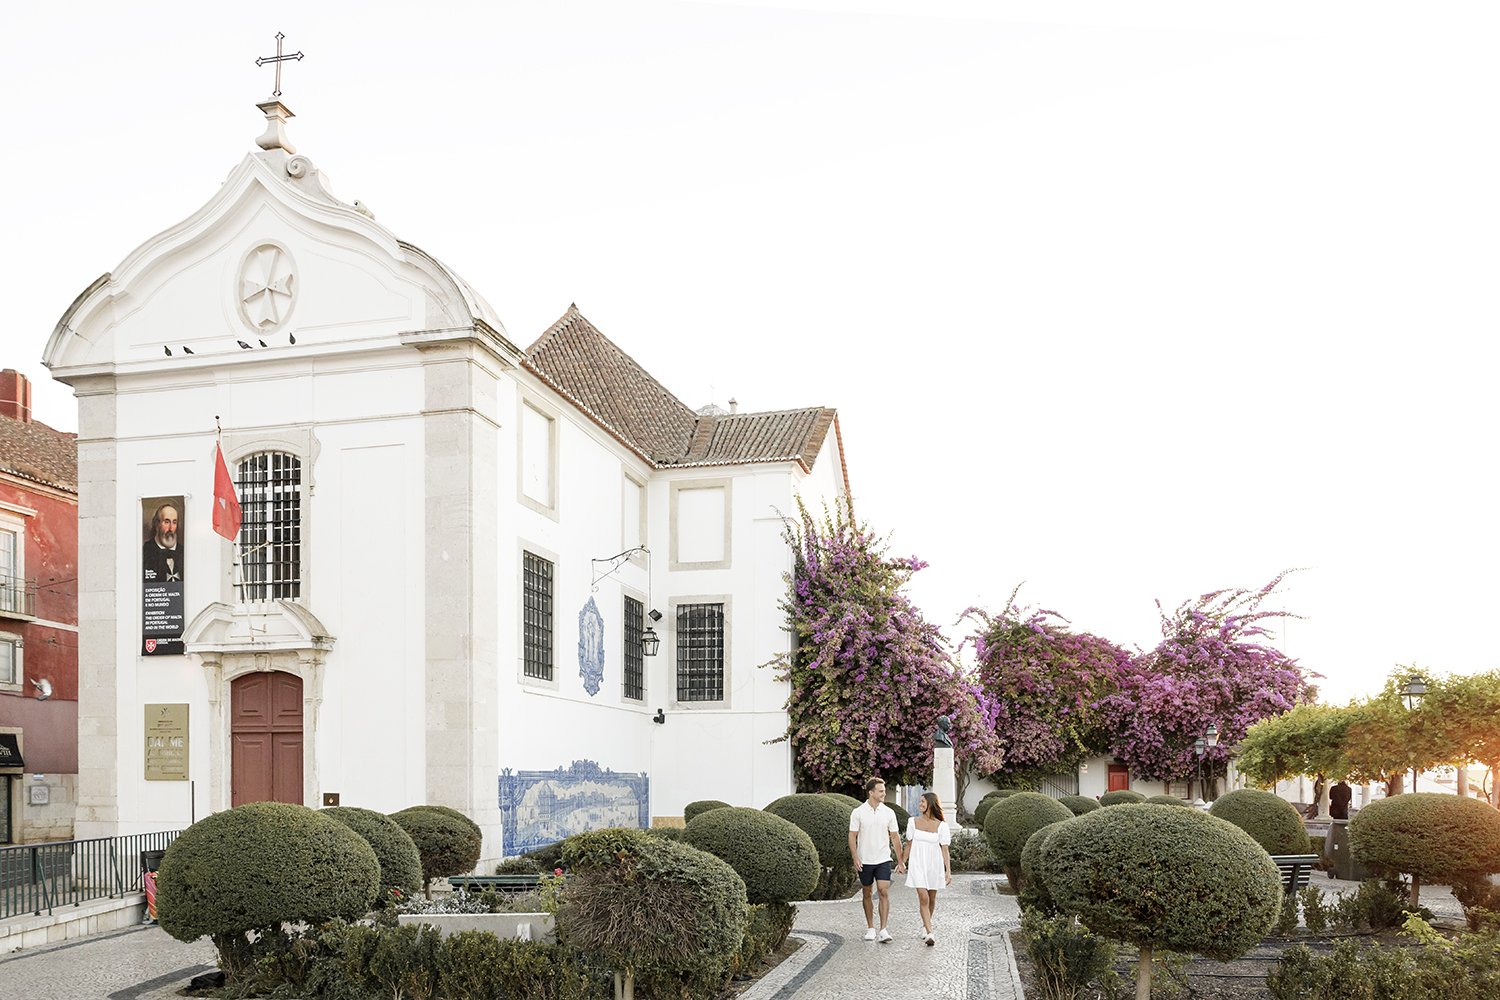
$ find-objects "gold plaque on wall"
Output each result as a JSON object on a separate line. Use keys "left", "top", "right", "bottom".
{"left": 145, "top": 704, "right": 189, "bottom": 780}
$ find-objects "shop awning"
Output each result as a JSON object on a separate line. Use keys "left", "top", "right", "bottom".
{"left": 0, "top": 733, "right": 23, "bottom": 769}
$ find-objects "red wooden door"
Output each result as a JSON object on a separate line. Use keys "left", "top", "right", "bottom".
{"left": 1107, "top": 764, "right": 1130, "bottom": 792}
{"left": 231, "top": 672, "right": 303, "bottom": 806}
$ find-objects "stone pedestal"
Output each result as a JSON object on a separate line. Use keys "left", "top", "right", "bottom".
{"left": 932, "top": 747, "right": 957, "bottom": 822}
{"left": 1316, "top": 782, "right": 1332, "bottom": 821}
{"left": 1458, "top": 765, "right": 1470, "bottom": 798}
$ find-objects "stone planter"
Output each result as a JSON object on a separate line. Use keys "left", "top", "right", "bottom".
{"left": 396, "top": 911, "right": 556, "bottom": 943}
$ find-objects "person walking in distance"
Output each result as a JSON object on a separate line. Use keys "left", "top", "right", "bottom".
{"left": 848, "top": 777, "right": 905, "bottom": 942}
{"left": 900, "top": 791, "right": 953, "bottom": 945}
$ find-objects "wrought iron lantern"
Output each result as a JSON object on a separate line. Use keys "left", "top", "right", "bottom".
{"left": 641, "top": 626, "right": 661, "bottom": 658}
{"left": 1401, "top": 675, "right": 1428, "bottom": 711}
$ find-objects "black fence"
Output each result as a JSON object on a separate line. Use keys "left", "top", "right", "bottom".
{"left": 0, "top": 830, "right": 181, "bottom": 919}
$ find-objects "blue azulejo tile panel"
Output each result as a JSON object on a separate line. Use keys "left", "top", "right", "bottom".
{"left": 578, "top": 596, "right": 605, "bottom": 696}
{"left": 499, "top": 759, "right": 650, "bottom": 855}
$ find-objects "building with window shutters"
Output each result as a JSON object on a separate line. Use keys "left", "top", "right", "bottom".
{"left": 40, "top": 100, "right": 849, "bottom": 863}
{"left": 0, "top": 369, "right": 79, "bottom": 843}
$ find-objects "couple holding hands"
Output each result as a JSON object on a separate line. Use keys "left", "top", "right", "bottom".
{"left": 847, "top": 777, "right": 952, "bottom": 946}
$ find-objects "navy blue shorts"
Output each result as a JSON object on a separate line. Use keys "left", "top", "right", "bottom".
{"left": 859, "top": 861, "right": 894, "bottom": 886}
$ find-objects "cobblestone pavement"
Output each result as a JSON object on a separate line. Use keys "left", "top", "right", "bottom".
{"left": 755, "top": 874, "right": 1024, "bottom": 1000}
{"left": 0, "top": 922, "right": 215, "bottom": 999}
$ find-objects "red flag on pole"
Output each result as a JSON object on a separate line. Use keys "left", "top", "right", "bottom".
{"left": 212, "top": 444, "right": 242, "bottom": 540}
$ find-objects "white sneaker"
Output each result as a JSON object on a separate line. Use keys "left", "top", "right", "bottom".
{"left": 878, "top": 928, "right": 893, "bottom": 943}
{"left": 863, "top": 927, "right": 878, "bottom": 942}
{"left": 925, "top": 933, "right": 935, "bottom": 946}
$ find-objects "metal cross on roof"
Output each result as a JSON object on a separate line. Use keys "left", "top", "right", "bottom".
{"left": 255, "top": 32, "right": 304, "bottom": 99}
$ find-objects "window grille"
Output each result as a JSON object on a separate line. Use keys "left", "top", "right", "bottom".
{"left": 676, "top": 603, "right": 724, "bottom": 702}
{"left": 523, "top": 552, "right": 554, "bottom": 680}
{"left": 623, "top": 596, "right": 644, "bottom": 701}
{"left": 236, "top": 452, "right": 302, "bottom": 601}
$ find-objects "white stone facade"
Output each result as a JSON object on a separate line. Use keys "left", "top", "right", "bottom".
{"left": 42, "top": 121, "right": 848, "bottom": 864}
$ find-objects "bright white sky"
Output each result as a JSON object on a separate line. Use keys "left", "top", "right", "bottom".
{"left": 4, "top": 2, "right": 1496, "bottom": 705}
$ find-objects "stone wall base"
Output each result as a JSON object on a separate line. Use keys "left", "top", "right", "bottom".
{"left": 0, "top": 893, "right": 146, "bottom": 954}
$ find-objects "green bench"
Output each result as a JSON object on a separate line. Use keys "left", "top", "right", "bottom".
{"left": 446, "top": 874, "right": 543, "bottom": 893}
{"left": 1270, "top": 854, "right": 1320, "bottom": 894}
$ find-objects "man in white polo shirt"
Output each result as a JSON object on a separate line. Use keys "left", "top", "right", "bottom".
{"left": 848, "top": 776, "right": 905, "bottom": 942}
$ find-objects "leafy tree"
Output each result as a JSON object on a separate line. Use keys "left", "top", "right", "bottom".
{"left": 1235, "top": 703, "right": 1352, "bottom": 788}
{"left": 771, "top": 501, "right": 1003, "bottom": 789}
{"left": 1431, "top": 670, "right": 1500, "bottom": 805}
{"left": 1100, "top": 573, "right": 1313, "bottom": 788}
{"left": 963, "top": 598, "right": 1133, "bottom": 777}
{"left": 1341, "top": 670, "right": 1455, "bottom": 794}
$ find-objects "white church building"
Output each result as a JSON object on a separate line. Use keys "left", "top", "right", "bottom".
{"left": 41, "top": 98, "right": 850, "bottom": 862}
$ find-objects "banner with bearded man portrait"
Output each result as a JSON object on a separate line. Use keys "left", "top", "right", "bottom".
{"left": 141, "top": 495, "right": 185, "bottom": 656}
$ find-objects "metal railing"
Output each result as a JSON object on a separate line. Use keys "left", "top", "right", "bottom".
{"left": 0, "top": 830, "right": 181, "bottom": 919}
{"left": 0, "top": 574, "right": 36, "bottom": 619}
{"left": 1039, "top": 771, "right": 1080, "bottom": 798}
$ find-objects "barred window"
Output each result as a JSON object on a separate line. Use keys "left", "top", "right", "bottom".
{"left": 623, "top": 596, "right": 644, "bottom": 702}
{"left": 237, "top": 452, "right": 302, "bottom": 601}
{"left": 523, "top": 551, "right": 554, "bottom": 680}
{"left": 676, "top": 602, "right": 724, "bottom": 702}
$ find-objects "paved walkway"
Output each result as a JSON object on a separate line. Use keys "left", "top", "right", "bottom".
{"left": 0, "top": 922, "right": 214, "bottom": 999}
{"left": 747, "top": 874, "right": 1024, "bottom": 1000}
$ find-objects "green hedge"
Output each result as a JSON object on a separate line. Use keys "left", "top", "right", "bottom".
{"left": 560, "top": 829, "right": 748, "bottom": 995}
{"left": 156, "top": 803, "right": 379, "bottom": 978}
{"left": 888, "top": 800, "right": 910, "bottom": 837}
{"left": 391, "top": 806, "right": 483, "bottom": 893}
{"left": 320, "top": 806, "right": 424, "bottom": 904}
{"left": 764, "top": 793, "right": 860, "bottom": 900}
{"left": 682, "top": 806, "right": 819, "bottom": 904}
{"left": 1098, "top": 789, "right": 1146, "bottom": 807}
{"left": 983, "top": 792, "right": 1074, "bottom": 885}
{"left": 975, "top": 790, "right": 1024, "bottom": 828}
{"left": 1350, "top": 793, "right": 1500, "bottom": 887}
{"left": 1207, "top": 789, "right": 1311, "bottom": 855}
{"left": 822, "top": 793, "right": 862, "bottom": 811}
{"left": 1145, "top": 795, "right": 1194, "bottom": 808}
{"left": 685, "top": 800, "right": 731, "bottom": 823}
{"left": 1031, "top": 804, "right": 1280, "bottom": 961}
{"left": 1057, "top": 795, "right": 1101, "bottom": 816}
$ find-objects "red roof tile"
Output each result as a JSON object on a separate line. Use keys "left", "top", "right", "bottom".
{"left": 0, "top": 416, "right": 77, "bottom": 493}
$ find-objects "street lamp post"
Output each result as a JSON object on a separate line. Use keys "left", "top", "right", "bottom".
{"left": 1401, "top": 675, "right": 1428, "bottom": 793}
{"left": 1205, "top": 723, "right": 1220, "bottom": 800}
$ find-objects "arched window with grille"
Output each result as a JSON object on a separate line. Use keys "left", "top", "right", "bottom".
{"left": 236, "top": 451, "right": 302, "bottom": 601}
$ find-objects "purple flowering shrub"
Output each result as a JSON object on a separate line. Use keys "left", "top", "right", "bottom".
{"left": 771, "top": 501, "right": 1003, "bottom": 789}
{"left": 963, "top": 599, "right": 1133, "bottom": 776}
{"left": 1099, "top": 572, "right": 1314, "bottom": 782}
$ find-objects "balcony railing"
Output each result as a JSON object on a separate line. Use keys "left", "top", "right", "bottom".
{"left": 0, "top": 830, "right": 182, "bottom": 919}
{"left": 0, "top": 574, "right": 36, "bottom": 619}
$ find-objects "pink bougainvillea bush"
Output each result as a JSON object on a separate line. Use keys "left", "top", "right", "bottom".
{"left": 963, "top": 598, "right": 1134, "bottom": 778}
{"left": 770, "top": 501, "right": 1003, "bottom": 790}
{"left": 1099, "top": 572, "right": 1315, "bottom": 783}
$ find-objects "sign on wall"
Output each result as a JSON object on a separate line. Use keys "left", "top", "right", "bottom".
{"left": 144, "top": 704, "right": 189, "bottom": 780}
{"left": 141, "top": 495, "right": 185, "bottom": 656}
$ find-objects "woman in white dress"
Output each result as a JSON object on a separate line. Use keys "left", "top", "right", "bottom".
{"left": 900, "top": 791, "right": 952, "bottom": 945}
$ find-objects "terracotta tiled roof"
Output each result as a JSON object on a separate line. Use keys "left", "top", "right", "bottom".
{"left": 524, "top": 306, "right": 840, "bottom": 473}
{"left": 0, "top": 416, "right": 77, "bottom": 493}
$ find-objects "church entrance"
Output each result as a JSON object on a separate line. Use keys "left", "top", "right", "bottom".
{"left": 230, "top": 671, "right": 304, "bottom": 806}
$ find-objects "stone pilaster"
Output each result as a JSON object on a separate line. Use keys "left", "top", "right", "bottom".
{"left": 72, "top": 377, "right": 119, "bottom": 839}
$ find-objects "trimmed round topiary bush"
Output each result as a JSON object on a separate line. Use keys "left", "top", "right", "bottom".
{"left": 321, "top": 806, "right": 423, "bottom": 905}
{"left": 888, "top": 800, "right": 910, "bottom": 837}
{"left": 1098, "top": 789, "right": 1146, "bottom": 807}
{"left": 765, "top": 793, "right": 860, "bottom": 899}
{"left": 1207, "top": 789, "right": 1311, "bottom": 855}
{"left": 822, "top": 792, "right": 862, "bottom": 811}
{"left": 391, "top": 806, "right": 483, "bottom": 897}
{"left": 645, "top": 826, "right": 683, "bottom": 841}
{"left": 413, "top": 804, "right": 483, "bottom": 844}
{"left": 1145, "top": 795, "right": 1194, "bottom": 808}
{"left": 685, "top": 799, "right": 732, "bottom": 823}
{"left": 1017, "top": 819, "right": 1069, "bottom": 914}
{"left": 1350, "top": 792, "right": 1500, "bottom": 907}
{"left": 561, "top": 828, "right": 749, "bottom": 1000}
{"left": 156, "top": 802, "right": 380, "bottom": 980}
{"left": 1058, "top": 795, "right": 1101, "bottom": 816}
{"left": 982, "top": 792, "right": 1074, "bottom": 887}
{"left": 683, "top": 806, "right": 819, "bottom": 904}
{"left": 1032, "top": 803, "right": 1280, "bottom": 998}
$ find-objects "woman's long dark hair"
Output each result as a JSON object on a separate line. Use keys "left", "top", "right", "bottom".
{"left": 920, "top": 791, "right": 944, "bottom": 822}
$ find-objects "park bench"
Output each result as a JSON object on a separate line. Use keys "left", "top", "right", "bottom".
{"left": 1269, "top": 854, "right": 1320, "bottom": 894}
{"left": 446, "top": 874, "right": 543, "bottom": 893}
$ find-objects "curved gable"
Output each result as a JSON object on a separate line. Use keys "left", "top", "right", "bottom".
{"left": 44, "top": 148, "right": 508, "bottom": 378}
